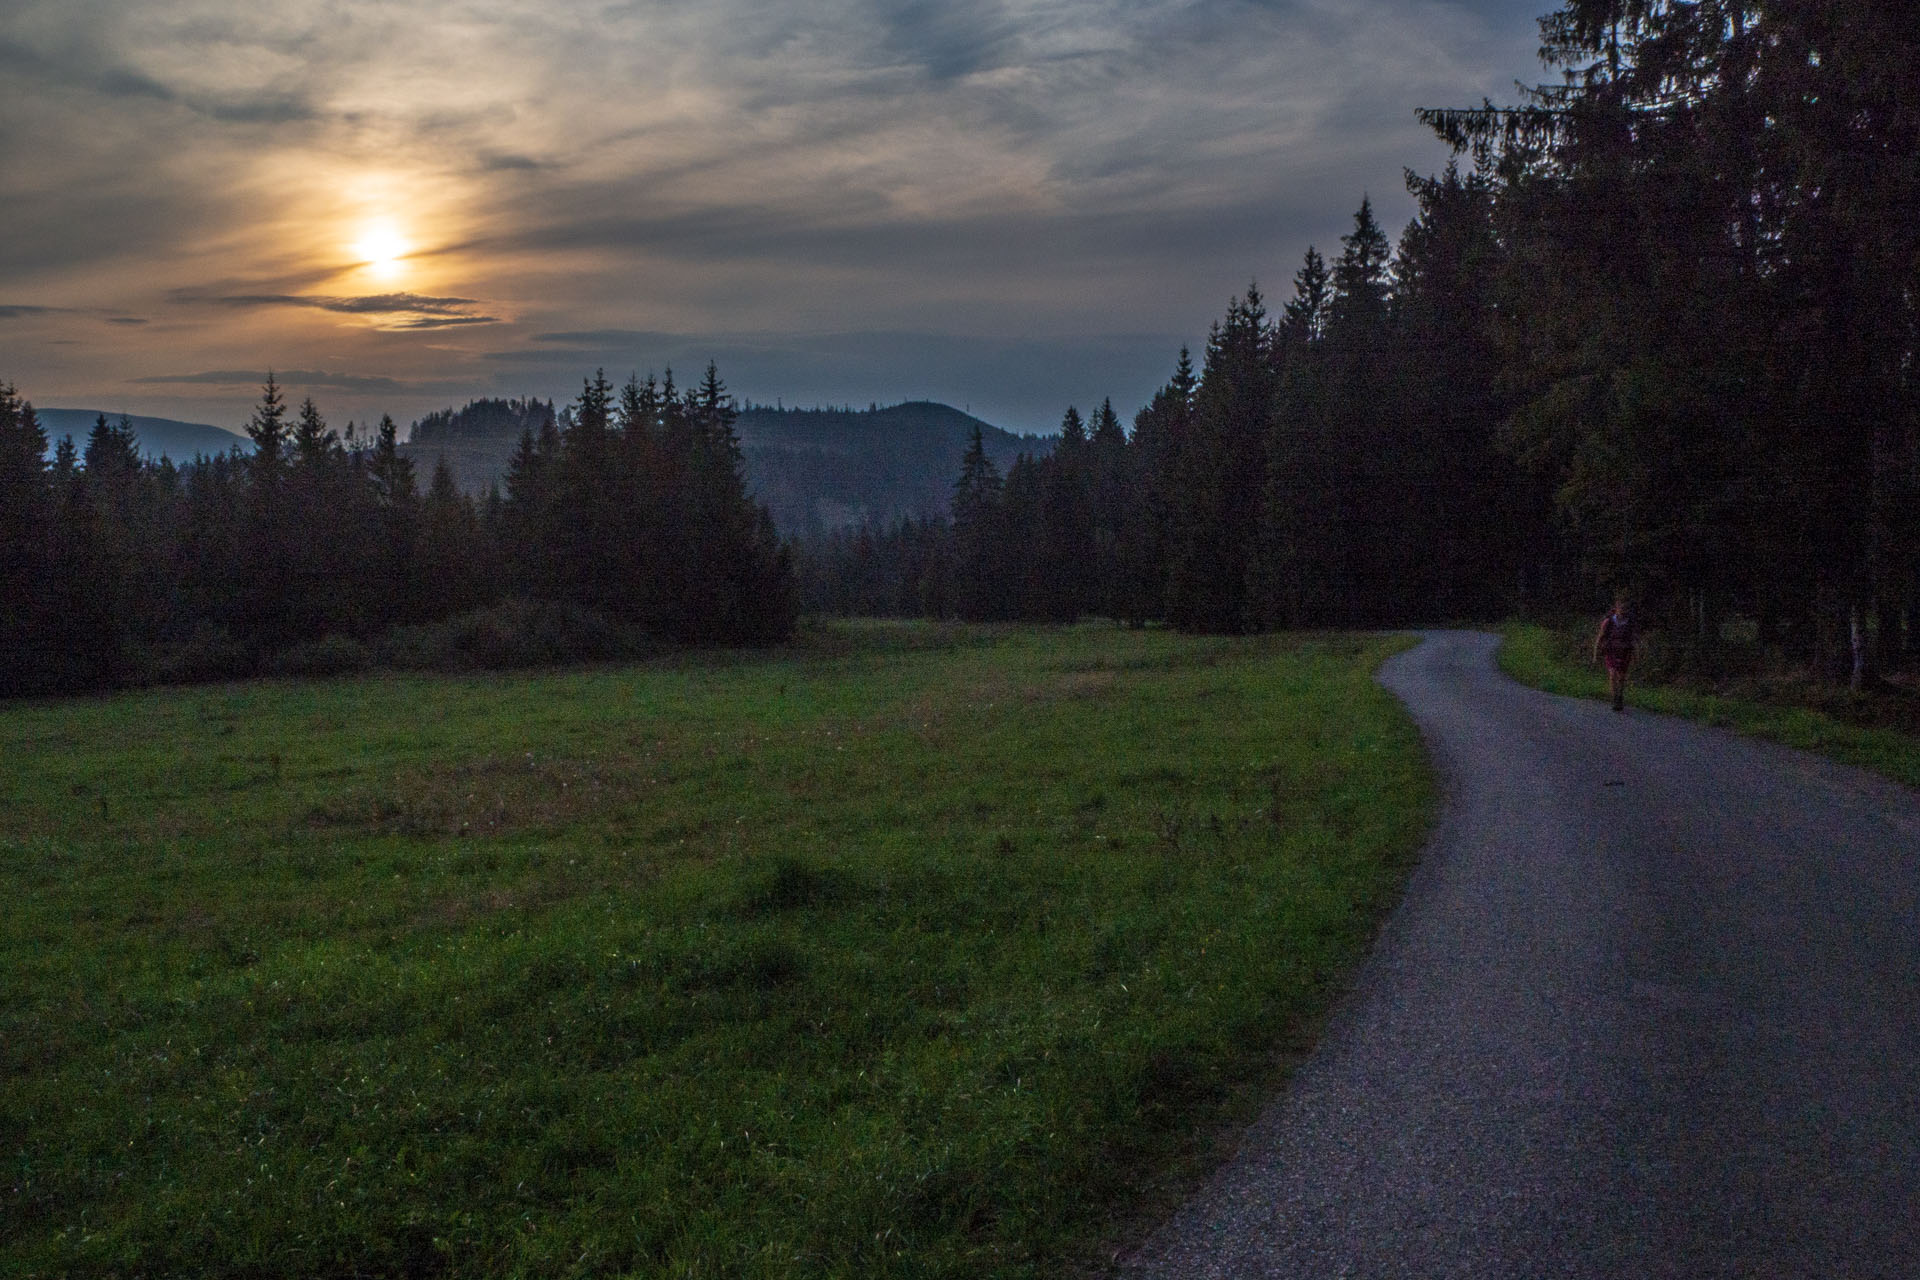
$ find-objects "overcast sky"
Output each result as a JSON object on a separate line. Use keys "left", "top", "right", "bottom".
{"left": 1, "top": 0, "right": 1546, "bottom": 434}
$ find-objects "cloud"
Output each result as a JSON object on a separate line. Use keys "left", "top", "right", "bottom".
{"left": 477, "top": 151, "right": 547, "bottom": 172}
{"left": 387, "top": 315, "right": 501, "bottom": 329}
{"left": 205, "top": 292, "right": 484, "bottom": 316}
{"left": 2, "top": 0, "right": 1545, "bottom": 426}
{"left": 107, "top": 316, "right": 149, "bottom": 326}
{"left": 0, "top": 34, "right": 316, "bottom": 125}
{"left": 874, "top": 0, "right": 1023, "bottom": 81}
{"left": 531, "top": 329, "right": 678, "bottom": 346}
{"left": 174, "top": 291, "right": 501, "bottom": 327}
{"left": 133, "top": 369, "right": 410, "bottom": 392}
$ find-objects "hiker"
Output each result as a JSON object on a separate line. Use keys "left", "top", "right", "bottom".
{"left": 1594, "top": 597, "right": 1637, "bottom": 713}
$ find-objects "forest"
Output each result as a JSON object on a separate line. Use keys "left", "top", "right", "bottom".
{"left": 0, "top": 366, "right": 794, "bottom": 696}
{"left": 4, "top": 0, "right": 1916, "bottom": 694}
{"left": 802, "top": 0, "right": 1919, "bottom": 684}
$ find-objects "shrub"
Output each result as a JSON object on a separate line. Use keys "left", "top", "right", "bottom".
{"left": 264, "top": 634, "right": 375, "bottom": 678}
{"left": 377, "top": 599, "right": 656, "bottom": 672}
{"left": 138, "top": 623, "right": 254, "bottom": 685}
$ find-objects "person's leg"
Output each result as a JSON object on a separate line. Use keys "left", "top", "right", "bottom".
{"left": 1608, "top": 664, "right": 1625, "bottom": 711}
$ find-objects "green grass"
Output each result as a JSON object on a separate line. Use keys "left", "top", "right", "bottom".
{"left": 1499, "top": 621, "right": 1920, "bottom": 789}
{"left": 3, "top": 623, "right": 1430, "bottom": 1278}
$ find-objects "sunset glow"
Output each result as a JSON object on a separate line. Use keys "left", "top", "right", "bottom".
{"left": 351, "top": 223, "right": 411, "bottom": 281}
{"left": 0, "top": 0, "right": 1540, "bottom": 431}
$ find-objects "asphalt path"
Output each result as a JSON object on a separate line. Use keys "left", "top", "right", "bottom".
{"left": 1123, "top": 630, "right": 1920, "bottom": 1278}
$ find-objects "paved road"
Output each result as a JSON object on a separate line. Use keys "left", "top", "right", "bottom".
{"left": 1124, "top": 630, "right": 1920, "bottom": 1278}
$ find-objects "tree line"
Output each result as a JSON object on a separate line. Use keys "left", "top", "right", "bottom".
{"left": 0, "top": 364, "right": 793, "bottom": 696}
{"left": 7, "top": 0, "right": 1912, "bottom": 691}
{"left": 798, "top": 187, "right": 1538, "bottom": 635}
{"left": 802, "top": 0, "right": 1919, "bottom": 681}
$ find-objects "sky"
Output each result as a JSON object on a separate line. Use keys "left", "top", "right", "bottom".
{"left": 0, "top": 0, "right": 1547, "bottom": 436}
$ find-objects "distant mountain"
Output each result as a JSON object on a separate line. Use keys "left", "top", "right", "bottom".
{"left": 399, "top": 398, "right": 1049, "bottom": 535}
{"left": 410, "top": 397, "right": 557, "bottom": 444}
{"left": 398, "top": 397, "right": 557, "bottom": 496}
{"left": 33, "top": 399, "right": 1044, "bottom": 534}
{"left": 736, "top": 401, "right": 1046, "bottom": 535}
{"left": 39, "top": 409, "right": 251, "bottom": 463}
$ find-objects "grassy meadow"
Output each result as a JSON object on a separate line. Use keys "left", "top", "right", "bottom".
{"left": 3, "top": 623, "right": 1429, "bottom": 1278}
{"left": 1500, "top": 622, "right": 1920, "bottom": 789}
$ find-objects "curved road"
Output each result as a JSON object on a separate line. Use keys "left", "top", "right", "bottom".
{"left": 1125, "top": 630, "right": 1920, "bottom": 1278}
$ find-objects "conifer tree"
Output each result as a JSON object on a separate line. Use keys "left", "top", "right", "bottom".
{"left": 554, "top": 370, "right": 624, "bottom": 611}
{"left": 292, "top": 397, "right": 337, "bottom": 468}
{"left": 951, "top": 425, "right": 1006, "bottom": 621}
{"left": 679, "top": 361, "right": 791, "bottom": 641}
{"left": 1329, "top": 197, "right": 1393, "bottom": 339}
{"left": 246, "top": 374, "right": 289, "bottom": 484}
{"left": 1087, "top": 398, "right": 1130, "bottom": 618}
{"left": 366, "top": 414, "right": 419, "bottom": 627}
{"left": 50, "top": 434, "right": 78, "bottom": 493}
{"left": 73, "top": 413, "right": 157, "bottom": 671}
{"left": 1040, "top": 406, "right": 1095, "bottom": 621}
{"left": 1120, "top": 350, "right": 1195, "bottom": 624}
{"left": 0, "top": 383, "right": 52, "bottom": 694}
{"left": 43, "top": 446, "right": 115, "bottom": 687}
{"left": 235, "top": 377, "right": 297, "bottom": 647}
{"left": 1281, "top": 247, "right": 1332, "bottom": 345}
{"left": 416, "top": 456, "right": 490, "bottom": 623}
{"left": 1167, "top": 286, "right": 1274, "bottom": 632}
{"left": 84, "top": 412, "right": 142, "bottom": 478}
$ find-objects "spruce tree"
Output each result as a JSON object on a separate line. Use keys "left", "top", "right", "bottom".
{"left": 0, "top": 383, "right": 51, "bottom": 694}
{"left": 246, "top": 374, "right": 289, "bottom": 483}
{"left": 416, "top": 456, "right": 489, "bottom": 623}
{"left": 1119, "top": 351, "right": 1195, "bottom": 625}
{"left": 50, "top": 434, "right": 78, "bottom": 493}
{"left": 1281, "top": 247, "right": 1332, "bottom": 345}
{"left": 73, "top": 413, "right": 155, "bottom": 671}
{"left": 84, "top": 412, "right": 142, "bottom": 478}
{"left": 951, "top": 425, "right": 1006, "bottom": 621}
{"left": 1087, "top": 398, "right": 1130, "bottom": 620}
{"left": 293, "top": 397, "right": 336, "bottom": 467}
{"left": 1329, "top": 197, "right": 1392, "bottom": 338}
{"left": 1041, "top": 406, "right": 1095, "bottom": 621}
{"left": 1167, "top": 287, "right": 1274, "bottom": 632}
{"left": 366, "top": 414, "right": 419, "bottom": 627}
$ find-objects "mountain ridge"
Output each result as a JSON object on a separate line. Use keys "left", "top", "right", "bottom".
{"left": 35, "top": 399, "right": 1051, "bottom": 536}
{"left": 399, "top": 398, "right": 1049, "bottom": 535}
{"left": 38, "top": 409, "right": 251, "bottom": 463}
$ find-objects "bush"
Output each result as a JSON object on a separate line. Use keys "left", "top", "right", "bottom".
{"left": 264, "top": 634, "right": 375, "bottom": 678}
{"left": 138, "top": 623, "right": 254, "bottom": 686}
{"left": 377, "top": 599, "right": 656, "bottom": 672}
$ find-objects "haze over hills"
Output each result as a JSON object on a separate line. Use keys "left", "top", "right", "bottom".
{"left": 398, "top": 398, "right": 1049, "bottom": 535}
{"left": 41, "top": 398, "right": 1049, "bottom": 537}
{"left": 38, "top": 409, "right": 251, "bottom": 463}
{"left": 734, "top": 401, "right": 1048, "bottom": 534}
{"left": 401, "top": 397, "right": 557, "bottom": 500}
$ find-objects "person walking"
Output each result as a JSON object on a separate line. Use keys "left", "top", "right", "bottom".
{"left": 1594, "top": 597, "right": 1637, "bottom": 713}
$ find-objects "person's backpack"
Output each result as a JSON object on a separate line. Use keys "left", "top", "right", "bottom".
{"left": 1600, "top": 613, "right": 1635, "bottom": 655}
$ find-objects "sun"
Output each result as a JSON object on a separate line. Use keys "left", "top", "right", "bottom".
{"left": 351, "top": 221, "right": 411, "bottom": 280}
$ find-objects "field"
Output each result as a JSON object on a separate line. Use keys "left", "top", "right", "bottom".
{"left": 3, "top": 623, "right": 1429, "bottom": 1278}
{"left": 1499, "top": 622, "right": 1920, "bottom": 789}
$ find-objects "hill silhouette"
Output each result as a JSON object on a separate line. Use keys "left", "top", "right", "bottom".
{"left": 734, "top": 401, "right": 1046, "bottom": 534}
{"left": 37, "top": 398, "right": 1048, "bottom": 536}
{"left": 39, "top": 409, "right": 250, "bottom": 462}
{"left": 397, "top": 398, "right": 1048, "bottom": 535}
{"left": 398, "top": 397, "right": 557, "bottom": 497}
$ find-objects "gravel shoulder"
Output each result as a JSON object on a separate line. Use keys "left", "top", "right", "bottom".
{"left": 1122, "top": 630, "right": 1920, "bottom": 1278}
